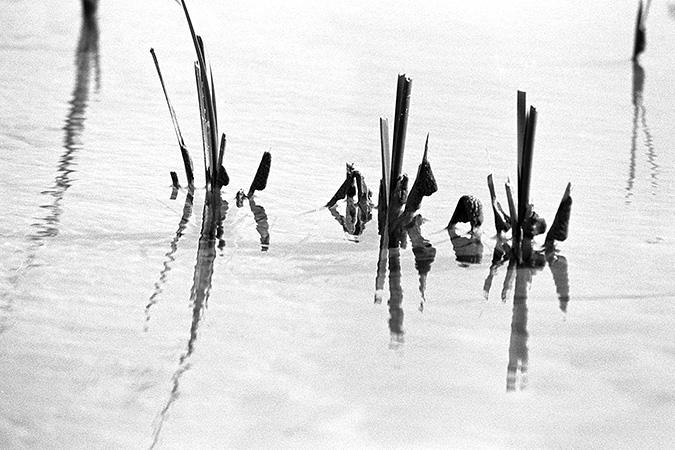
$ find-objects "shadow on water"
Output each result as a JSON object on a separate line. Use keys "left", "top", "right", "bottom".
{"left": 483, "top": 240, "right": 571, "bottom": 391}
{"left": 626, "top": 60, "right": 658, "bottom": 203}
{"left": 150, "top": 190, "right": 227, "bottom": 449}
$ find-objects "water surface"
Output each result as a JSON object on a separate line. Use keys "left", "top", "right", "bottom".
{"left": 1, "top": 1, "right": 675, "bottom": 449}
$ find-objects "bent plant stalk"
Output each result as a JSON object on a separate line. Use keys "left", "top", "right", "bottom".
{"left": 150, "top": 48, "right": 195, "bottom": 187}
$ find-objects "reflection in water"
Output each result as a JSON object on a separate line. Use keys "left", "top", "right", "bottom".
{"left": 546, "top": 248, "right": 570, "bottom": 313}
{"left": 482, "top": 236, "right": 511, "bottom": 300}
{"left": 483, "top": 240, "right": 571, "bottom": 391}
{"left": 150, "top": 191, "right": 226, "bottom": 449}
{"left": 145, "top": 190, "right": 195, "bottom": 331}
{"left": 627, "top": 61, "right": 658, "bottom": 203}
{"left": 2, "top": 6, "right": 101, "bottom": 336}
{"left": 383, "top": 214, "right": 436, "bottom": 345}
{"left": 387, "top": 247, "right": 404, "bottom": 348}
{"left": 235, "top": 150, "right": 272, "bottom": 250}
{"left": 326, "top": 164, "right": 374, "bottom": 242}
{"left": 501, "top": 256, "right": 517, "bottom": 303}
{"left": 31, "top": 5, "right": 100, "bottom": 247}
{"left": 375, "top": 147, "right": 438, "bottom": 344}
{"left": 248, "top": 196, "right": 270, "bottom": 251}
{"left": 406, "top": 215, "right": 436, "bottom": 311}
{"left": 507, "top": 265, "right": 530, "bottom": 392}
{"left": 235, "top": 192, "right": 271, "bottom": 250}
{"left": 448, "top": 228, "right": 483, "bottom": 266}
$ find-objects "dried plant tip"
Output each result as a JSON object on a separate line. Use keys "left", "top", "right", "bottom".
{"left": 488, "top": 174, "right": 511, "bottom": 234}
{"left": 325, "top": 166, "right": 355, "bottom": 208}
{"left": 217, "top": 165, "right": 229, "bottom": 187}
{"left": 545, "top": 183, "right": 572, "bottom": 244}
{"left": 448, "top": 195, "right": 484, "bottom": 231}
{"left": 405, "top": 159, "right": 437, "bottom": 214}
{"left": 522, "top": 208, "right": 547, "bottom": 238}
{"left": 248, "top": 151, "right": 271, "bottom": 196}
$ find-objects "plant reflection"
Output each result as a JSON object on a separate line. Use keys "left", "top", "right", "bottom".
{"left": 150, "top": 190, "right": 226, "bottom": 449}
{"left": 381, "top": 214, "right": 436, "bottom": 347}
{"left": 406, "top": 215, "right": 436, "bottom": 311}
{"left": 31, "top": 4, "right": 100, "bottom": 247}
{"left": 627, "top": 60, "right": 658, "bottom": 203}
{"left": 507, "top": 264, "right": 530, "bottom": 392}
{"left": 248, "top": 196, "right": 270, "bottom": 251}
{"left": 448, "top": 228, "right": 483, "bottom": 266}
{"left": 374, "top": 139, "right": 438, "bottom": 346}
{"left": 326, "top": 164, "right": 374, "bottom": 242}
{"left": 144, "top": 189, "right": 195, "bottom": 331}
{"left": 483, "top": 241, "right": 571, "bottom": 392}
{"left": 1, "top": 4, "right": 100, "bottom": 336}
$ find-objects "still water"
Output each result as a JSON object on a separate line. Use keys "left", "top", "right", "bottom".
{"left": 2, "top": 0, "right": 675, "bottom": 448}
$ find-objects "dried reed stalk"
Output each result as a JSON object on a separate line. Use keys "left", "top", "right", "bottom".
{"left": 150, "top": 48, "right": 195, "bottom": 187}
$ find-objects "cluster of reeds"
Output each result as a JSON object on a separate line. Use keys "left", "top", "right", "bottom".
{"left": 374, "top": 75, "right": 439, "bottom": 344}
{"left": 151, "top": 1, "right": 271, "bottom": 244}
{"left": 486, "top": 91, "right": 572, "bottom": 265}
{"left": 150, "top": 0, "right": 224, "bottom": 194}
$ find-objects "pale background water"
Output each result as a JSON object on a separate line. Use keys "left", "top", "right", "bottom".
{"left": 2, "top": 0, "right": 675, "bottom": 449}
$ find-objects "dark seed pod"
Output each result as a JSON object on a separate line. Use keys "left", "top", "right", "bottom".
{"left": 325, "top": 163, "right": 354, "bottom": 208}
{"left": 405, "top": 159, "right": 438, "bottom": 213}
{"left": 248, "top": 151, "right": 271, "bottom": 196}
{"left": 447, "top": 195, "right": 484, "bottom": 231}
{"left": 522, "top": 209, "right": 547, "bottom": 238}
{"left": 217, "top": 165, "right": 229, "bottom": 187}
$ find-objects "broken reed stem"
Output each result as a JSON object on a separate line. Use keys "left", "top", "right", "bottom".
{"left": 518, "top": 106, "right": 537, "bottom": 228}
{"left": 505, "top": 179, "right": 519, "bottom": 255}
{"left": 194, "top": 61, "right": 212, "bottom": 186}
{"left": 389, "top": 75, "right": 412, "bottom": 193}
{"left": 387, "top": 74, "right": 412, "bottom": 248}
{"left": 377, "top": 117, "right": 391, "bottom": 251}
{"left": 488, "top": 173, "right": 508, "bottom": 234}
{"left": 170, "top": 171, "right": 180, "bottom": 188}
{"left": 379, "top": 117, "right": 391, "bottom": 211}
{"left": 150, "top": 48, "right": 195, "bottom": 187}
{"left": 516, "top": 90, "right": 526, "bottom": 196}
{"left": 181, "top": 0, "right": 220, "bottom": 191}
{"left": 194, "top": 37, "right": 219, "bottom": 177}
{"left": 375, "top": 117, "right": 390, "bottom": 299}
